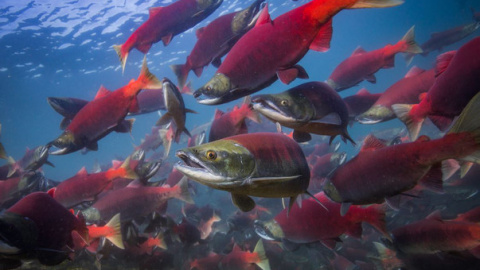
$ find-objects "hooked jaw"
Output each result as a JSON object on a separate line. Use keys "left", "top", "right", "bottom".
{"left": 48, "top": 132, "right": 79, "bottom": 155}
{"left": 193, "top": 73, "right": 232, "bottom": 105}
{"left": 254, "top": 219, "right": 284, "bottom": 241}
{"left": 175, "top": 150, "right": 237, "bottom": 188}
{"left": 356, "top": 105, "right": 394, "bottom": 124}
{"left": 252, "top": 97, "right": 297, "bottom": 124}
{"left": 322, "top": 179, "right": 343, "bottom": 203}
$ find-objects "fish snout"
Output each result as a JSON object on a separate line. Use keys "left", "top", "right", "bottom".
{"left": 137, "top": 161, "right": 163, "bottom": 182}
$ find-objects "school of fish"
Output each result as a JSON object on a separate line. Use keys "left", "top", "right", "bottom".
{"left": 1, "top": 0, "right": 480, "bottom": 269}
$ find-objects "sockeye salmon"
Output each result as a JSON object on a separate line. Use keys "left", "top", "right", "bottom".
{"left": 194, "top": 0, "right": 404, "bottom": 105}
{"left": 175, "top": 133, "right": 313, "bottom": 212}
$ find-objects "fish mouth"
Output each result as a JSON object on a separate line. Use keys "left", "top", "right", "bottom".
{"left": 332, "top": 152, "right": 347, "bottom": 166}
{"left": 254, "top": 220, "right": 282, "bottom": 241}
{"left": 356, "top": 114, "right": 383, "bottom": 124}
{"left": 356, "top": 106, "right": 394, "bottom": 124}
{"left": 138, "top": 161, "right": 162, "bottom": 181}
{"left": 193, "top": 91, "right": 225, "bottom": 105}
{"left": 174, "top": 150, "right": 233, "bottom": 187}
{"left": 246, "top": 0, "right": 265, "bottom": 27}
{"left": 252, "top": 97, "right": 297, "bottom": 123}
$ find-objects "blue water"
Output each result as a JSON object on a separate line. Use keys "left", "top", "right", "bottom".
{"left": 0, "top": 0, "right": 479, "bottom": 268}
{"left": 0, "top": 0, "right": 477, "bottom": 180}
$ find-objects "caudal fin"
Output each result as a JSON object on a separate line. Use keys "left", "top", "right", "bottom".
{"left": 391, "top": 104, "right": 424, "bottom": 141}
{"left": 448, "top": 91, "right": 480, "bottom": 163}
{"left": 241, "top": 97, "right": 261, "bottom": 123}
{"left": 363, "top": 204, "right": 389, "bottom": 238}
{"left": 253, "top": 240, "right": 271, "bottom": 270}
{"left": 137, "top": 57, "right": 162, "bottom": 90}
{"left": 113, "top": 45, "right": 128, "bottom": 73}
{"left": 120, "top": 156, "right": 139, "bottom": 180}
{"left": 158, "top": 128, "right": 172, "bottom": 159}
{"left": 170, "top": 64, "right": 190, "bottom": 89}
{"left": 104, "top": 213, "right": 124, "bottom": 249}
{"left": 398, "top": 26, "right": 423, "bottom": 55}
{"left": 349, "top": 0, "right": 404, "bottom": 9}
{"left": 174, "top": 177, "right": 194, "bottom": 204}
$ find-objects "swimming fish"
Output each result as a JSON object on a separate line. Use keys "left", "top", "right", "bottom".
{"left": 324, "top": 91, "right": 480, "bottom": 210}
{"left": 171, "top": 0, "right": 265, "bottom": 88}
{"left": 175, "top": 132, "right": 311, "bottom": 212}
{"left": 156, "top": 78, "right": 197, "bottom": 143}
{"left": 113, "top": 0, "right": 223, "bottom": 72}
{"left": 194, "top": 0, "right": 404, "bottom": 105}
{"left": 49, "top": 58, "right": 161, "bottom": 155}
{"left": 356, "top": 66, "right": 435, "bottom": 124}
{"left": 252, "top": 81, "right": 354, "bottom": 144}
{"left": 393, "top": 37, "right": 480, "bottom": 140}
{"left": 327, "top": 26, "right": 422, "bottom": 91}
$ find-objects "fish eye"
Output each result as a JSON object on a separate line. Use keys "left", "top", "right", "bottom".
{"left": 280, "top": 100, "right": 288, "bottom": 106}
{"left": 206, "top": 86, "right": 212, "bottom": 91}
{"left": 206, "top": 150, "right": 217, "bottom": 160}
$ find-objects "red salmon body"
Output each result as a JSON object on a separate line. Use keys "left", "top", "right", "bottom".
{"left": 327, "top": 26, "right": 421, "bottom": 91}
{"left": 357, "top": 67, "right": 435, "bottom": 124}
{"left": 195, "top": 0, "right": 404, "bottom": 104}
{"left": 269, "top": 192, "right": 385, "bottom": 246}
{"left": 114, "top": 0, "right": 222, "bottom": 71}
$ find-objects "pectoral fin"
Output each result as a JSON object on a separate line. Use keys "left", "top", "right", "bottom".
{"left": 231, "top": 193, "right": 256, "bottom": 212}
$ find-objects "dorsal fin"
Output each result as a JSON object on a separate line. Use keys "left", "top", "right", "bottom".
{"left": 94, "top": 85, "right": 111, "bottom": 100}
{"left": 195, "top": 27, "right": 205, "bottom": 39}
{"left": 149, "top": 7, "right": 163, "bottom": 17}
{"left": 255, "top": 3, "right": 271, "bottom": 27}
{"left": 352, "top": 46, "right": 367, "bottom": 56}
{"left": 213, "top": 109, "right": 225, "bottom": 120}
{"left": 435, "top": 51, "right": 456, "bottom": 77}
{"left": 111, "top": 160, "right": 122, "bottom": 169}
{"left": 405, "top": 66, "right": 425, "bottom": 78}
{"left": 356, "top": 88, "right": 371, "bottom": 96}
{"left": 77, "top": 167, "right": 88, "bottom": 176}
{"left": 426, "top": 210, "right": 442, "bottom": 221}
{"left": 309, "top": 19, "right": 332, "bottom": 52}
{"left": 416, "top": 135, "right": 431, "bottom": 142}
{"left": 361, "top": 135, "right": 387, "bottom": 151}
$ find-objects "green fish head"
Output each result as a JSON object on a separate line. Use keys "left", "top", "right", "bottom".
{"left": 49, "top": 131, "right": 81, "bottom": 155}
{"left": 254, "top": 219, "right": 285, "bottom": 241}
{"left": 174, "top": 139, "right": 255, "bottom": 189}
{"left": 231, "top": 0, "right": 265, "bottom": 34}
{"left": 252, "top": 92, "right": 314, "bottom": 125}
{"left": 194, "top": 73, "right": 233, "bottom": 105}
{"left": 356, "top": 105, "right": 394, "bottom": 124}
{"left": 197, "top": 0, "right": 223, "bottom": 10}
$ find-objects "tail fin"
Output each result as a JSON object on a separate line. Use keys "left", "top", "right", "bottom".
{"left": 349, "top": 0, "right": 404, "bottom": 9}
{"left": 104, "top": 213, "right": 124, "bottom": 249}
{"left": 158, "top": 128, "right": 172, "bottom": 159}
{"left": 170, "top": 64, "right": 190, "bottom": 89}
{"left": 253, "top": 240, "right": 271, "bottom": 270}
{"left": 391, "top": 104, "right": 424, "bottom": 141}
{"left": 113, "top": 44, "right": 127, "bottom": 74}
{"left": 181, "top": 81, "right": 193, "bottom": 95}
{"left": 448, "top": 91, "right": 480, "bottom": 163}
{"left": 399, "top": 26, "right": 423, "bottom": 54}
{"left": 362, "top": 204, "right": 389, "bottom": 238}
{"left": 404, "top": 53, "right": 415, "bottom": 66}
{"left": 120, "top": 156, "right": 139, "bottom": 180}
{"left": 174, "top": 177, "right": 194, "bottom": 204}
{"left": 137, "top": 57, "right": 162, "bottom": 90}
{"left": 7, "top": 156, "right": 17, "bottom": 178}
{"left": 154, "top": 232, "right": 168, "bottom": 250}
{"left": 241, "top": 97, "right": 261, "bottom": 123}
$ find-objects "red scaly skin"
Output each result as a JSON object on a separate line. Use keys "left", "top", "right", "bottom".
{"left": 410, "top": 37, "right": 480, "bottom": 124}
{"left": 328, "top": 132, "right": 478, "bottom": 205}
{"left": 273, "top": 192, "right": 385, "bottom": 243}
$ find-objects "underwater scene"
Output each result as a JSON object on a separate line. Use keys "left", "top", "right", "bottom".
{"left": 1, "top": 0, "right": 480, "bottom": 269}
